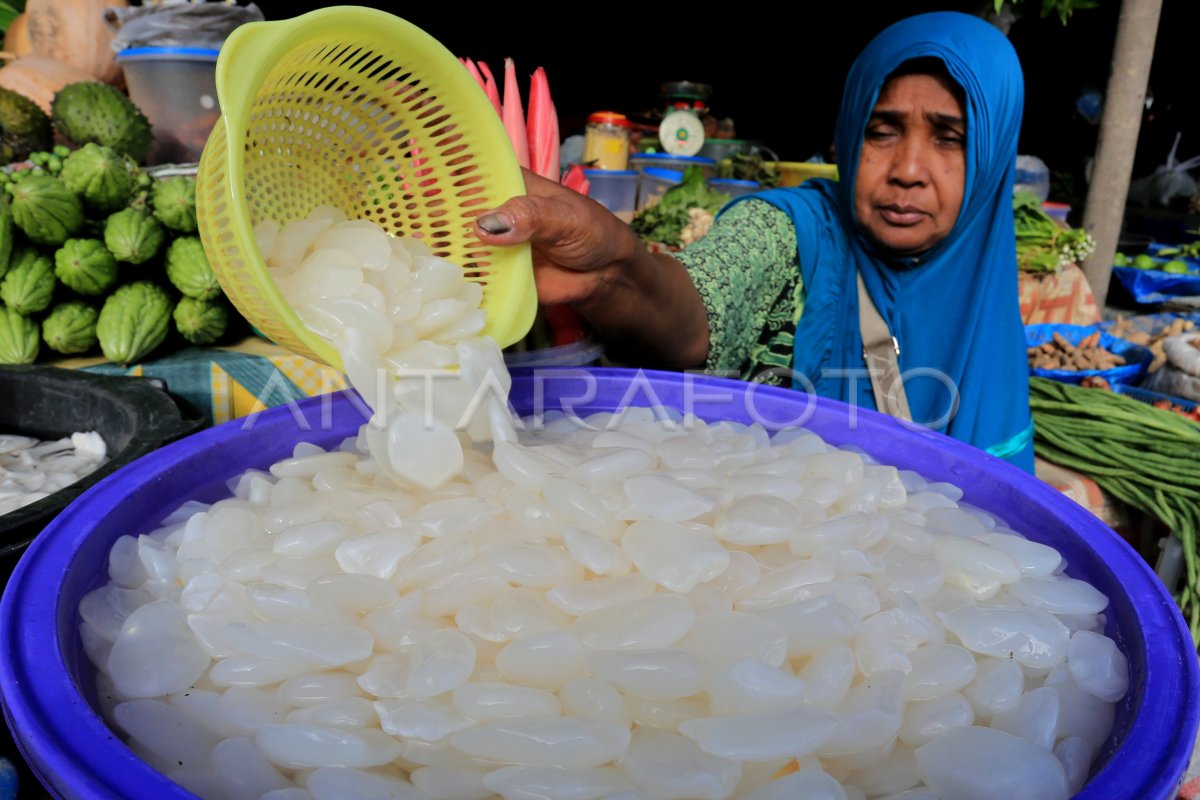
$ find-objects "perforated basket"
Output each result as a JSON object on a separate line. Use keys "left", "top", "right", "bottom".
{"left": 196, "top": 7, "right": 535, "bottom": 369}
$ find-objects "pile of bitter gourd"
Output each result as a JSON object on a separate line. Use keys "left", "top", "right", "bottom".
{"left": 1030, "top": 376, "right": 1200, "bottom": 644}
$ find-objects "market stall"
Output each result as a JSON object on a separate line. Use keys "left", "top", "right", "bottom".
{"left": 0, "top": 4, "right": 1199, "bottom": 800}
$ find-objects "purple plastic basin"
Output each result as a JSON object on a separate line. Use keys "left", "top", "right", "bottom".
{"left": 1, "top": 368, "right": 1196, "bottom": 799}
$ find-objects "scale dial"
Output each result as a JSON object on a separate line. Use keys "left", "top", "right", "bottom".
{"left": 659, "top": 109, "right": 705, "bottom": 157}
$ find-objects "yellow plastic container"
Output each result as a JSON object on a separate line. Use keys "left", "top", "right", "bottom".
{"left": 771, "top": 161, "right": 839, "bottom": 187}
{"left": 196, "top": 7, "right": 535, "bottom": 370}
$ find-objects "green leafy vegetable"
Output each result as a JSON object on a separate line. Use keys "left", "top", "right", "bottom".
{"left": 1014, "top": 191, "right": 1094, "bottom": 273}
{"left": 995, "top": 0, "right": 1098, "bottom": 25}
{"left": 630, "top": 167, "right": 731, "bottom": 248}
{"left": 717, "top": 153, "right": 780, "bottom": 188}
{"left": 1155, "top": 238, "right": 1200, "bottom": 260}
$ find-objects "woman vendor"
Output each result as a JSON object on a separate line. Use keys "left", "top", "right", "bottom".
{"left": 474, "top": 12, "right": 1035, "bottom": 472}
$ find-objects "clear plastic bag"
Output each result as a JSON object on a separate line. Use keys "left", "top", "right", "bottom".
{"left": 1143, "top": 367, "right": 1200, "bottom": 402}
{"left": 1143, "top": 333, "right": 1200, "bottom": 401}
{"left": 1163, "top": 333, "right": 1200, "bottom": 378}
{"left": 105, "top": 1, "right": 264, "bottom": 52}
{"left": 1126, "top": 133, "right": 1200, "bottom": 209}
{"left": 1014, "top": 155, "right": 1050, "bottom": 202}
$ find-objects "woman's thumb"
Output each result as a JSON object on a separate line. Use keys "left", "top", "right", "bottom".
{"left": 474, "top": 195, "right": 547, "bottom": 246}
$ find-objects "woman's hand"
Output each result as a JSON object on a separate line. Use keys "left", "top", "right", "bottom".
{"left": 473, "top": 169, "right": 711, "bottom": 370}
{"left": 473, "top": 169, "right": 640, "bottom": 307}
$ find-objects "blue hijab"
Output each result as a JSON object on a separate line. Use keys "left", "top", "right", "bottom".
{"left": 745, "top": 12, "right": 1034, "bottom": 471}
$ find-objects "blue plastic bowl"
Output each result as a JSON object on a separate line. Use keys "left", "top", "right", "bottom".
{"left": 1, "top": 369, "right": 1196, "bottom": 799}
{"left": 1027, "top": 324, "right": 1154, "bottom": 386}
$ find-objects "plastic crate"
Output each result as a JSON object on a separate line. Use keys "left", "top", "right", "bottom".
{"left": 1110, "top": 383, "right": 1197, "bottom": 412}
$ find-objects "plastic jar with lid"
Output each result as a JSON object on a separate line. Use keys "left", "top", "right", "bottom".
{"left": 584, "top": 112, "right": 632, "bottom": 171}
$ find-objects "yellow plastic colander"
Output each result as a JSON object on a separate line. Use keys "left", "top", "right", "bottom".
{"left": 196, "top": 6, "right": 535, "bottom": 370}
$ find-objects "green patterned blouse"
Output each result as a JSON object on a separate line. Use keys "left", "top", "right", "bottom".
{"left": 675, "top": 199, "right": 805, "bottom": 387}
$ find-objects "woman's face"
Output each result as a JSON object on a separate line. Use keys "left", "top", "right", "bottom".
{"left": 853, "top": 72, "right": 967, "bottom": 256}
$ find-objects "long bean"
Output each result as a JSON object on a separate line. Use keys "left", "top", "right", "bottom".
{"left": 1031, "top": 379, "right": 1200, "bottom": 434}
{"left": 1029, "top": 377, "right": 1200, "bottom": 645}
{"left": 1035, "top": 427, "right": 1200, "bottom": 495}
{"left": 1038, "top": 415, "right": 1200, "bottom": 458}
{"left": 1032, "top": 398, "right": 1200, "bottom": 440}
{"left": 1175, "top": 499, "right": 1200, "bottom": 592}
{"left": 1034, "top": 419, "right": 1200, "bottom": 487}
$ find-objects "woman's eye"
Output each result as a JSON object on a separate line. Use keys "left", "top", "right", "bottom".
{"left": 938, "top": 134, "right": 965, "bottom": 148}
{"left": 865, "top": 126, "right": 896, "bottom": 140}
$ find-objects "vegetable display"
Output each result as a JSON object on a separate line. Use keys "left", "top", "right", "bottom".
{"left": 1114, "top": 251, "right": 1200, "bottom": 276}
{"left": 1030, "top": 377, "right": 1200, "bottom": 644}
{"left": 1014, "top": 191, "right": 1095, "bottom": 273}
{"left": 1109, "top": 315, "right": 1195, "bottom": 373}
{"left": 1158, "top": 238, "right": 1200, "bottom": 260}
{"left": 1027, "top": 331, "right": 1125, "bottom": 371}
{"left": 630, "top": 167, "right": 730, "bottom": 248}
{"left": 0, "top": 156, "right": 231, "bottom": 364}
{"left": 1149, "top": 396, "right": 1200, "bottom": 423}
{"left": 716, "top": 152, "right": 781, "bottom": 188}
{"left": 1114, "top": 235, "right": 1200, "bottom": 276}
{"left": 0, "top": 76, "right": 249, "bottom": 364}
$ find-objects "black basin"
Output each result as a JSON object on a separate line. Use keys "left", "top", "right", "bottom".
{"left": 0, "top": 366, "right": 205, "bottom": 797}
{"left": 0, "top": 365, "right": 206, "bottom": 581}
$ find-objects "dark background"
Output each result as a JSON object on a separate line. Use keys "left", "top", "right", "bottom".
{"left": 247, "top": 0, "right": 1200, "bottom": 204}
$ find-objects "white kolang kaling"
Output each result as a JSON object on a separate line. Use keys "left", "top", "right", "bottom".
{"left": 79, "top": 210, "right": 1128, "bottom": 800}
{"left": 0, "top": 431, "right": 107, "bottom": 516}
{"left": 255, "top": 206, "right": 516, "bottom": 491}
